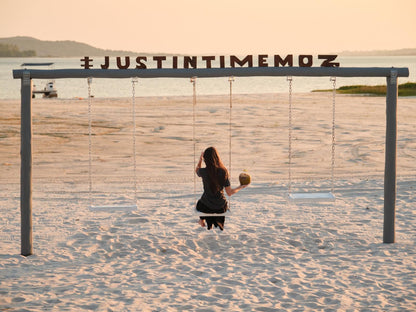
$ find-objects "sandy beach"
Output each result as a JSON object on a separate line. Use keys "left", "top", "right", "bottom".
{"left": 1, "top": 92, "right": 415, "bottom": 311}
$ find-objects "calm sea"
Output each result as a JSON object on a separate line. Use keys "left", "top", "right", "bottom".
{"left": 1, "top": 56, "right": 415, "bottom": 99}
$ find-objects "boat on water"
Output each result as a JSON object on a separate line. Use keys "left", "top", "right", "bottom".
{"left": 21, "top": 62, "right": 58, "bottom": 98}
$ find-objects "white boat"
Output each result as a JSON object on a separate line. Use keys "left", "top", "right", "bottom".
{"left": 21, "top": 62, "right": 58, "bottom": 98}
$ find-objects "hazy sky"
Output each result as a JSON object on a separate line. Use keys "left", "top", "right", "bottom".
{"left": 1, "top": 0, "right": 415, "bottom": 54}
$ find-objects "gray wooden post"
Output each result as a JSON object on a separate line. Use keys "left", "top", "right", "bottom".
{"left": 21, "top": 71, "right": 33, "bottom": 256}
{"left": 383, "top": 70, "right": 398, "bottom": 243}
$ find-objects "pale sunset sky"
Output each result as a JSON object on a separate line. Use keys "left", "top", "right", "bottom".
{"left": 0, "top": 0, "right": 414, "bottom": 54}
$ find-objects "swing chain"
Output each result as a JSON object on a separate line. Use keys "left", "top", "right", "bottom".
{"left": 287, "top": 76, "right": 336, "bottom": 197}
{"left": 132, "top": 77, "right": 138, "bottom": 202}
{"left": 87, "top": 77, "right": 93, "bottom": 206}
{"left": 228, "top": 76, "right": 234, "bottom": 209}
{"left": 287, "top": 76, "right": 293, "bottom": 194}
{"left": 191, "top": 77, "right": 197, "bottom": 196}
{"left": 228, "top": 77, "right": 234, "bottom": 177}
{"left": 330, "top": 77, "right": 336, "bottom": 193}
{"left": 87, "top": 77, "right": 138, "bottom": 208}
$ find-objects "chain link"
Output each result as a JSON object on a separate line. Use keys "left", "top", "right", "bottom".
{"left": 287, "top": 76, "right": 293, "bottom": 194}
{"left": 87, "top": 77, "right": 93, "bottom": 207}
{"left": 229, "top": 76, "right": 234, "bottom": 179}
{"left": 330, "top": 77, "right": 336, "bottom": 193}
{"left": 132, "top": 77, "right": 138, "bottom": 203}
{"left": 229, "top": 76, "right": 235, "bottom": 210}
{"left": 190, "top": 77, "right": 197, "bottom": 196}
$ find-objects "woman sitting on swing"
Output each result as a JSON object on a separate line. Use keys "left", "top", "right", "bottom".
{"left": 195, "top": 147, "right": 248, "bottom": 230}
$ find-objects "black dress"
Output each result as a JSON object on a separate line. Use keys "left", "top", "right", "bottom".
{"left": 196, "top": 168, "right": 230, "bottom": 230}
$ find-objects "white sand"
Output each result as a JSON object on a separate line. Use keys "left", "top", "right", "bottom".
{"left": 1, "top": 93, "right": 416, "bottom": 311}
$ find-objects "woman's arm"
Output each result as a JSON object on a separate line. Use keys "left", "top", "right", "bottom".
{"left": 195, "top": 152, "right": 204, "bottom": 174}
{"left": 225, "top": 184, "right": 248, "bottom": 197}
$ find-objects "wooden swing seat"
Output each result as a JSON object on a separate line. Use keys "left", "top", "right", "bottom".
{"left": 288, "top": 192, "right": 335, "bottom": 202}
{"left": 194, "top": 207, "right": 231, "bottom": 217}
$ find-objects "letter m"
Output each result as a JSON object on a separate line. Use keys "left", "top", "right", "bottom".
{"left": 274, "top": 55, "right": 293, "bottom": 67}
{"left": 230, "top": 55, "right": 253, "bottom": 67}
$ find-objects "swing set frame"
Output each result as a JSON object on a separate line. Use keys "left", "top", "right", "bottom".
{"left": 13, "top": 66, "right": 409, "bottom": 255}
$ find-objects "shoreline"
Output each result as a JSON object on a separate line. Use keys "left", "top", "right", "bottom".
{"left": 3, "top": 84, "right": 416, "bottom": 102}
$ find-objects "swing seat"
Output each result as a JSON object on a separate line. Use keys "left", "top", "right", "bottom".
{"left": 89, "top": 204, "right": 138, "bottom": 212}
{"left": 288, "top": 192, "right": 335, "bottom": 202}
{"left": 194, "top": 207, "right": 231, "bottom": 217}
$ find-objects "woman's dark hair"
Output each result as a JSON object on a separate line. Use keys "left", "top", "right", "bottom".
{"left": 203, "top": 147, "right": 229, "bottom": 193}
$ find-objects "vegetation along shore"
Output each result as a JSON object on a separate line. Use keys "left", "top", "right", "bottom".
{"left": 313, "top": 82, "right": 416, "bottom": 96}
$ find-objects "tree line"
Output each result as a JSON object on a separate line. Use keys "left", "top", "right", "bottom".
{"left": 0, "top": 44, "right": 36, "bottom": 57}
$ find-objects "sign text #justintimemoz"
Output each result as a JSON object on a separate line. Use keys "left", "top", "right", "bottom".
{"left": 80, "top": 55, "right": 340, "bottom": 69}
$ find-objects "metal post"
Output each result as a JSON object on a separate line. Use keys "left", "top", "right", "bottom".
{"left": 383, "top": 70, "right": 398, "bottom": 243}
{"left": 20, "top": 71, "right": 33, "bottom": 256}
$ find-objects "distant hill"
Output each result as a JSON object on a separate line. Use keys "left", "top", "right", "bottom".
{"left": 339, "top": 48, "right": 416, "bottom": 56}
{"left": 1, "top": 36, "right": 415, "bottom": 57}
{"left": 0, "top": 36, "right": 140, "bottom": 57}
